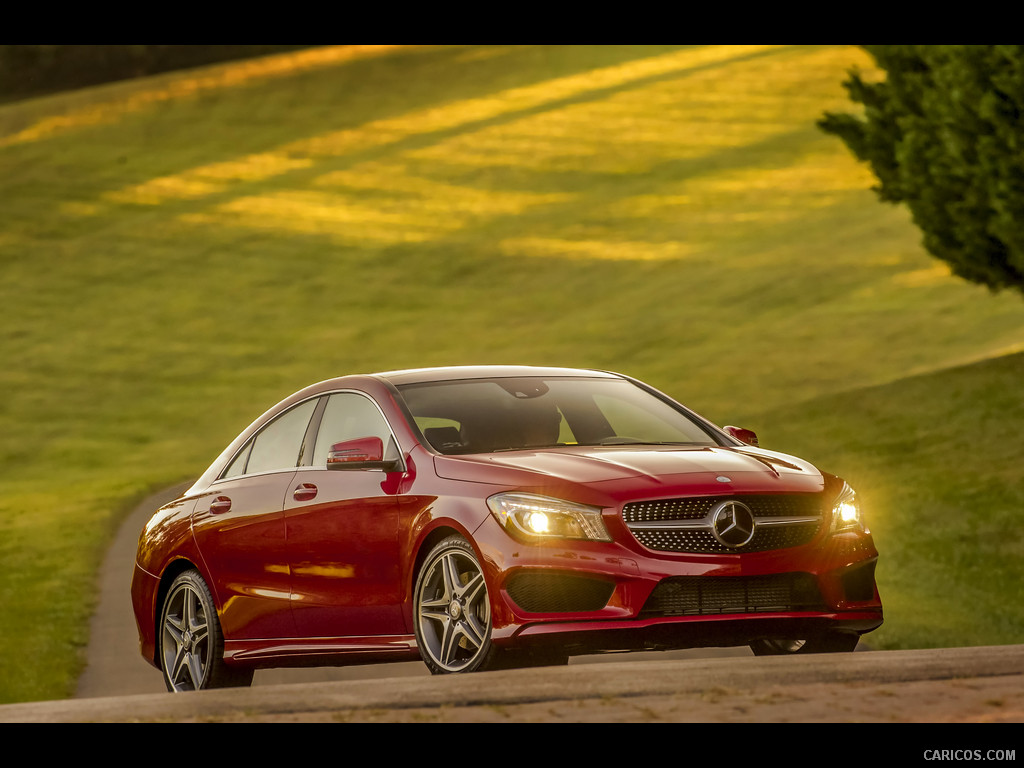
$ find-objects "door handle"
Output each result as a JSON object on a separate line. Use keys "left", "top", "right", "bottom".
{"left": 209, "top": 496, "right": 232, "bottom": 514}
{"left": 293, "top": 483, "right": 318, "bottom": 502}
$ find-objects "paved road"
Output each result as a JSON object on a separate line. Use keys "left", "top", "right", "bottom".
{"left": 7, "top": 644, "right": 1024, "bottom": 723}
{"left": 8, "top": 482, "right": 1017, "bottom": 724}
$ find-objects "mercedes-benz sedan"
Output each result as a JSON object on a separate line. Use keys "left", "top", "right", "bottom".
{"left": 130, "top": 365, "right": 882, "bottom": 691}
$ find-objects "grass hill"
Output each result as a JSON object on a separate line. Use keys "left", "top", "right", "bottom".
{"left": 748, "top": 351, "right": 1024, "bottom": 651}
{"left": 1, "top": 44, "right": 1022, "bottom": 703}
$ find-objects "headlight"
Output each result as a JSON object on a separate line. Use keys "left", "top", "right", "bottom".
{"left": 487, "top": 493, "right": 611, "bottom": 542}
{"left": 830, "top": 482, "right": 864, "bottom": 533}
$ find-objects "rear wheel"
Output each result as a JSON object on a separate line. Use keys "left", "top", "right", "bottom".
{"left": 749, "top": 633, "right": 860, "bottom": 656}
{"left": 414, "top": 536, "right": 499, "bottom": 674}
{"left": 159, "top": 570, "right": 254, "bottom": 692}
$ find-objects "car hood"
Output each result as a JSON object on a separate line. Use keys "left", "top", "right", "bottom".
{"left": 433, "top": 444, "right": 827, "bottom": 500}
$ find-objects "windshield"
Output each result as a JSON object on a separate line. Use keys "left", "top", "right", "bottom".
{"left": 397, "top": 376, "right": 721, "bottom": 455}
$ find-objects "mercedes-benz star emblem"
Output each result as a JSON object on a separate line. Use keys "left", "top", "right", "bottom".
{"left": 711, "top": 500, "right": 756, "bottom": 548}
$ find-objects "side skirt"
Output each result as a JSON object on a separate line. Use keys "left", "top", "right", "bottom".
{"left": 224, "top": 634, "right": 420, "bottom": 669}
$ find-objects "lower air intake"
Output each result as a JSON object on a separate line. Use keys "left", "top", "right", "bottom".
{"left": 640, "top": 573, "right": 824, "bottom": 617}
{"left": 506, "top": 571, "right": 615, "bottom": 613}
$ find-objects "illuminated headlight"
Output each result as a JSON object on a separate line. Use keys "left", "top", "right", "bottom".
{"left": 830, "top": 482, "right": 864, "bottom": 533}
{"left": 487, "top": 493, "right": 611, "bottom": 542}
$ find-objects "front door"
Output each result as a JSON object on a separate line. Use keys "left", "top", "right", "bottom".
{"left": 284, "top": 392, "right": 405, "bottom": 638}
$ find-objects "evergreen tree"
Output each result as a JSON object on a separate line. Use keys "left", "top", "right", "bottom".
{"left": 820, "top": 45, "right": 1024, "bottom": 296}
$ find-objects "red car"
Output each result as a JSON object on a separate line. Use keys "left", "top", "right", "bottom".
{"left": 131, "top": 365, "right": 882, "bottom": 691}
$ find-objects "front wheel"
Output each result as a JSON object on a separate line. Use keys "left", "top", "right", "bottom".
{"left": 159, "top": 569, "right": 254, "bottom": 692}
{"left": 414, "top": 536, "right": 498, "bottom": 674}
{"left": 749, "top": 632, "right": 860, "bottom": 656}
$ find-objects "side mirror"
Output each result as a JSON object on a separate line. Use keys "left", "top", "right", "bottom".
{"left": 723, "top": 425, "right": 759, "bottom": 447}
{"left": 326, "top": 436, "right": 400, "bottom": 471}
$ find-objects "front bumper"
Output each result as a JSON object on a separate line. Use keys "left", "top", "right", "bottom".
{"left": 475, "top": 516, "right": 883, "bottom": 650}
{"left": 130, "top": 562, "right": 161, "bottom": 669}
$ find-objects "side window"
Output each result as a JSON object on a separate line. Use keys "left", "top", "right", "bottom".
{"left": 222, "top": 442, "right": 252, "bottom": 479}
{"left": 244, "top": 399, "right": 318, "bottom": 476}
{"left": 312, "top": 393, "right": 395, "bottom": 467}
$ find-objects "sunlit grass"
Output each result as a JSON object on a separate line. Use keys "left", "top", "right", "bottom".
{"left": 1, "top": 44, "right": 1023, "bottom": 703}
{"left": 498, "top": 237, "right": 697, "bottom": 261}
{"left": 0, "top": 45, "right": 404, "bottom": 149}
{"left": 106, "top": 153, "right": 315, "bottom": 204}
{"left": 747, "top": 352, "right": 1024, "bottom": 650}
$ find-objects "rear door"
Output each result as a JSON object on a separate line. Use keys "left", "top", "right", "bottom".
{"left": 192, "top": 397, "right": 320, "bottom": 640}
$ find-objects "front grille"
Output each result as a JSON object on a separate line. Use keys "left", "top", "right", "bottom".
{"left": 622, "top": 494, "right": 825, "bottom": 553}
{"left": 506, "top": 571, "right": 615, "bottom": 613}
{"left": 640, "top": 573, "right": 824, "bottom": 617}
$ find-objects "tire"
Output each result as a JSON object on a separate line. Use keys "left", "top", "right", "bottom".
{"left": 749, "top": 632, "right": 860, "bottom": 656}
{"left": 159, "top": 569, "right": 254, "bottom": 692}
{"left": 414, "top": 536, "right": 500, "bottom": 674}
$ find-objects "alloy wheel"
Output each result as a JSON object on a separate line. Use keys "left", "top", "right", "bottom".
{"left": 416, "top": 539, "right": 493, "bottom": 673}
{"left": 161, "top": 579, "right": 212, "bottom": 691}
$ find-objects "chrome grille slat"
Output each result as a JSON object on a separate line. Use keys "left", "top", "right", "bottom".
{"left": 622, "top": 494, "right": 825, "bottom": 553}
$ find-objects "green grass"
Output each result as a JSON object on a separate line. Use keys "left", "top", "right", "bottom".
{"left": 745, "top": 352, "right": 1024, "bottom": 650}
{"left": 2, "top": 44, "right": 1023, "bottom": 703}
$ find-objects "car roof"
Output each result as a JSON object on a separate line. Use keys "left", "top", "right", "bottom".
{"left": 369, "top": 365, "right": 623, "bottom": 386}
{"left": 186, "top": 366, "right": 630, "bottom": 496}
